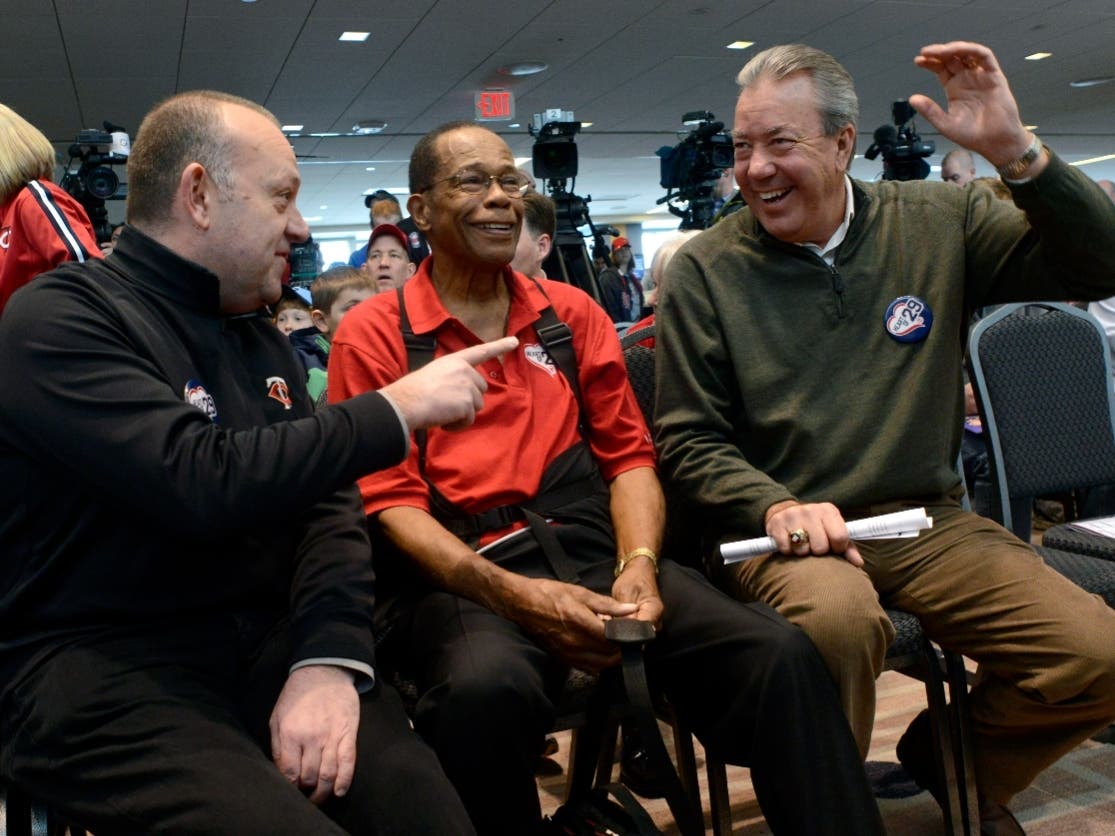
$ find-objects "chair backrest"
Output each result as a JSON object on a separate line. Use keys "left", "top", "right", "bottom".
{"left": 620, "top": 323, "right": 656, "bottom": 426}
{"left": 967, "top": 302, "right": 1115, "bottom": 540}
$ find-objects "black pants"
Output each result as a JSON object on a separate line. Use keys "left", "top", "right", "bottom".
{"left": 391, "top": 525, "right": 884, "bottom": 836}
{"left": 0, "top": 614, "right": 474, "bottom": 836}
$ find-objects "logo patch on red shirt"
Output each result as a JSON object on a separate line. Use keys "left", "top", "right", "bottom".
{"left": 523, "top": 343, "right": 556, "bottom": 376}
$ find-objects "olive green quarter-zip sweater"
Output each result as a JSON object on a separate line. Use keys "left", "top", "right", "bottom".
{"left": 654, "top": 151, "right": 1115, "bottom": 540}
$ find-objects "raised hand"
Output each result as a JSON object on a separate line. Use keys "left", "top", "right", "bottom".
{"left": 909, "top": 41, "right": 1034, "bottom": 168}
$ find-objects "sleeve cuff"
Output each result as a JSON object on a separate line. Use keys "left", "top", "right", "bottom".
{"left": 290, "top": 658, "right": 376, "bottom": 694}
{"left": 376, "top": 390, "right": 411, "bottom": 460}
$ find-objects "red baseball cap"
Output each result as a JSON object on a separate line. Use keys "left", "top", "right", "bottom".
{"left": 368, "top": 223, "right": 408, "bottom": 251}
{"left": 611, "top": 236, "right": 631, "bottom": 252}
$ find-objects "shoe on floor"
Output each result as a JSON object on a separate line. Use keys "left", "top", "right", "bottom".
{"left": 897, "top": 709, "right": 1025, "bottom": 834}
{"left": 619, "top": 727, "right": 669, "bottom": 800}
{"left": 979, "top": 799, "right": 1025, "bottom": 835}
{"left": 895, "top": 709, "right": 944, "bottom": 805}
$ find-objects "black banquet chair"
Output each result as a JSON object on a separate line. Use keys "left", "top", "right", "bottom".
{"left": 967, "top": 302, "right": 1115, "bottom": 604}
{"left": 621, "top": 322, "right": 978, "bottom": 836}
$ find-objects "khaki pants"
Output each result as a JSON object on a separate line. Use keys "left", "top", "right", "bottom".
{"left": 717, "top": 500, "right": 1115, "bottom": 803}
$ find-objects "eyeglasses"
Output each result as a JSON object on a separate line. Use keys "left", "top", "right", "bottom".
{"left": 423, "top": 169, "right": 531, "bottom": 198}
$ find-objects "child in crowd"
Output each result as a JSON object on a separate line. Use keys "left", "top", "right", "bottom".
{"left": 310, "top": 265, "right": 378, "bottom": 341}
{"left": 271, "top": 285, "right": 329, "bottom": 401}
{"left": 272, "top": 285, "right": 314, "bottom": 335}
{"left": 276, "top": 267, "right": 378, "bottom": 404}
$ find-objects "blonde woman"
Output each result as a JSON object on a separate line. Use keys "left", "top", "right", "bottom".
{"left": 0, "top": 103, "right": 100, "bottom": 314}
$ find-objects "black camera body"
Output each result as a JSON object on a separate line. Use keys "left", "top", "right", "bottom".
{"left": 657, "top": 111, "right": 733, "bottom": 194}
{"left": 864, "top": 100, "right": 935, "bottom": 181}
{"left": 60, "top": 124, "right": 130, "bottom": 243}
{"left": 531, "top": 120, "right": 581, "bottom": 181}
{"left": 656, "top": 111, "right": 733, "bottom": 229}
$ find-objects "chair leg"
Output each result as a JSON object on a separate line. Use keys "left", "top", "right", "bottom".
{"left": 945, "top": 650, "right": 979, "bottom": 834}
{"left": 593, "top": 720, "right": 619, "bottom": 789}
{"left": 919, "top": 638, "right": 972, "bottom": 835}
{"left": 566, "top": 686, "right": 614, "bottom": 801}
{"left": 704, "top": 755, "right": 733, "bottom": 836}
{"left": 666, "top": 707, "right": 705, "bottom": 831}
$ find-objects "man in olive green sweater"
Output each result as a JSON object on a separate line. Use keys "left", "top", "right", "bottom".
{"left": 655, "top": 40, "right": 1115, "bottom": 835}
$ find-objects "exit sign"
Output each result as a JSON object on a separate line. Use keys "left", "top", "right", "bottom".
{"left": 475, "top": 90, "right": 515, "bottom": 121}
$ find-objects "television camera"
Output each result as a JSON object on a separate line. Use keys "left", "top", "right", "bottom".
{"left": 656, "top": 111, "right": 734, "bottom": 230}
{"left": 529, "top": 110, "right": 610, "bottom": 300}
{"left": 864, "top": 100, "right": 935, "bottom": 181}
{"left": 60, "top": 122, "right": 130, "bottom": 243}
{"left": 530, "top": 111, "right": 593, "bottom": 231}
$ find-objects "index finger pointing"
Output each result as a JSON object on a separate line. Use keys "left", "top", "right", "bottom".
{"left": 455, "top": 336, "right": 519, "bottom": 367}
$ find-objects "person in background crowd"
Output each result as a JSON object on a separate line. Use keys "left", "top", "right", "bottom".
{"left": 360, "top": 223, "right": 417, "bottom": 292}
{"left": 311, "top": 265, "right": 378, "bottom": 342}
{"left": 100, "top": 222, "right": 125, "bottom": 256}
{"left": 941, "top": 147, "right": 977, "bottom": 185}
{"left": 509, "top": 190, "right": 555, "bottom": 278}
{"left": 623, "top": 230, "right": 701, "bottom": 347}
{"left": 597, "top": 236, "right": 643, "bottom": 324}
{"left": 349, "top": 189, "right": 430, "bottom": 267}
{"left": 0, "top": 102, "right": 100, "bottom": 315}
{"left": 272, "top": 284, "right": 314, "bottom": 336}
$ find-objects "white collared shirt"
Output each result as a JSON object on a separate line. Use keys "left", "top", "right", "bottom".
{"left": 798, "top": 175, "right": 855, "bottom": 267}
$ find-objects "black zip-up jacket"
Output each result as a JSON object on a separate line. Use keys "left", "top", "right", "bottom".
{"left": 0, "top": 227, "right": 407, "bottom": 694}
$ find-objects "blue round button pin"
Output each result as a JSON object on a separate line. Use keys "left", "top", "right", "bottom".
{"left": 884, "top": 295, "right": 933, "bottom": 343}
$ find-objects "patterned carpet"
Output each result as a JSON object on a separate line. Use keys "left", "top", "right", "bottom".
{"left": 536, "top": 669, "right": 1115, "bottom": 834}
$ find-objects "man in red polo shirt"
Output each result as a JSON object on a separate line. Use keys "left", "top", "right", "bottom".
{"left": 328, "top": 120, "right": 883, "bottom": 836}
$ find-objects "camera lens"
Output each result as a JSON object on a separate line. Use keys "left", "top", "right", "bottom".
{"left": 84, "top": 166, "right": 119, "bottom": 200}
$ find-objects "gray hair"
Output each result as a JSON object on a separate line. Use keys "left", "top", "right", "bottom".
{"left": 736, "top": 44, "right": 858, "bottom": 136}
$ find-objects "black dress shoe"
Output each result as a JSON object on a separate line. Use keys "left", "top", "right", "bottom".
{"left": 619, "top": 727, "right": 669, "bottom": 799}
{"left": 896, "top": 709, "right": 944, "bottom": 804}
{"left": 897, "top": 709, "right": 1026, "bottom": 834}
{"left": 979, "top": 799, "right": 1026, "bottom": 835}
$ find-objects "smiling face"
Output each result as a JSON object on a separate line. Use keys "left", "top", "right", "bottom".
{"left": 732, "top": 72, "right": 855, "bottom": 247}
{"left": 205, "top": 104, "right": 310, "bottom": 314}
{"left": 410, "top": 126, "right": 523, "bottom": 271}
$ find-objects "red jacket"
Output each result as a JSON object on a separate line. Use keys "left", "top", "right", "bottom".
{"left": 0, "top": 180, "right": 100, "bottom": 314}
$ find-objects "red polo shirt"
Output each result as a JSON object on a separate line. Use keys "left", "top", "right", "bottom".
{"left": 328, "top": 262, "right": 656, "bottom": 522}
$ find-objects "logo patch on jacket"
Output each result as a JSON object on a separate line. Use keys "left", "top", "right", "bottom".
{"left": 266, "top": 376, "right": 293, "bottom": 409}
{"left": 184, "top": 379, "right": 218, "bottom": 422}
{"left": 884, "top": 295, "right": 933, "bottom": 343}
{"left": 523, "top": 343, "right": 556, "bottom": 376}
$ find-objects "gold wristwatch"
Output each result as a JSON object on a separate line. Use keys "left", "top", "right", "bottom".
{"left": 996, "top": 135, "right": 1043, "bottom": 181}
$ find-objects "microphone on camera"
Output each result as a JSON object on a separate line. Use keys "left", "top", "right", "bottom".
{"left": 864, "top": 124, "right": 898, "bottom": 160}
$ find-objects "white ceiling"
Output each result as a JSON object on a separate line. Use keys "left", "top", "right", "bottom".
{"left": 4, "top": 0, "right": 1114, "bottom": 230}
